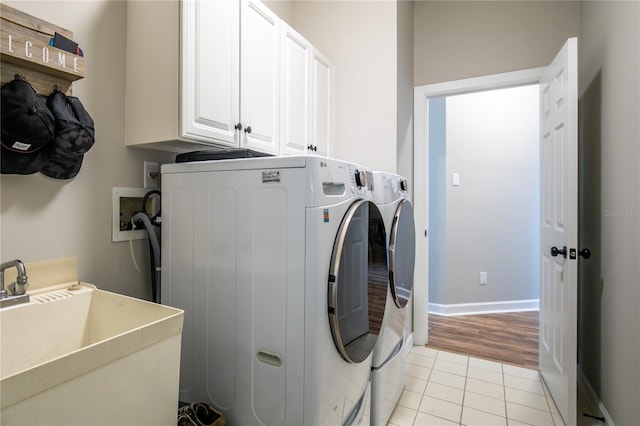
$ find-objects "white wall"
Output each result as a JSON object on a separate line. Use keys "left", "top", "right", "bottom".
{"left": 293, "top": 1, "right": 398, "bottom": 172}
{"left": 578, "top": 2, "right": 640, "bottom": 424}
{"left": 1, "top": 1, "right": 174, "bottom": 300}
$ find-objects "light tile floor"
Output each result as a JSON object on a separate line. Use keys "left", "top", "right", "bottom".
{"left": 388, "top": 346, "right": 566, "bottom": 426}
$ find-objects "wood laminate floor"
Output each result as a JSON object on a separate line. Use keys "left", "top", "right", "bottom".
{"left": 426, "top": 311, "right": 539, "bottom": 370}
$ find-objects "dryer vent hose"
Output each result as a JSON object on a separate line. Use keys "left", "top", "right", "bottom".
{"left": 132, "top": 202, "right": 161, "bottom": 303}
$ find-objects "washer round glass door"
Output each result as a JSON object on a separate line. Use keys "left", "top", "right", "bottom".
{"left": 389, "top": 199, "right": 416, "bottom": 309}
{"left": 328, "top": 199, "right": 389, "bottom": 363}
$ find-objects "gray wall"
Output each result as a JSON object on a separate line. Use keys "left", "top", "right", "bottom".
{"left": 413, "top": 1, "right": 581, "bottom": 85}
{"left": 396, "top": 0, "right": 414, "bottom": 181}
{"left": 444, "top": 87, "right": 539, "bottom": 306}
{"left": 428, "top": 97, "right": 446, "bottom": 303}
{"left": 428, "top": 88, "right": 540, "bottom": 307}
{"left": 1, "top": 1, "right": 174, "bottom": 300}
{"left": 578, "top": 2, "right": 640, "bottom": 425}
{"left": 413, "top": 1, "right": 579, "bottom": 307}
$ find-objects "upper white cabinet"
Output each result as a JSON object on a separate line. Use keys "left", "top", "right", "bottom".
{"left": 240, "top": 0, "right": 281, "bottom": 155}
{"left": 311, "top": 49, "right": 332, "bottom": 157}
{"left": 181, "top": 0, "right": 240, "bottom": 146}
{"left": 280, "top": 23, "right": 311, "bottom": 156}
{"left": 125, "top": 0, "right": 331, "bottom": 155}
{"left": 279, "top": 23, "right": 332, "bottom": 157}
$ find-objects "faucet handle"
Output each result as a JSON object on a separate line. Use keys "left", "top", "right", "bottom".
{"left": 9, "top": 280, "right": 28, "bottom": 296}
{"left": 1, "top": 259, "right": 29, "bottom": 296}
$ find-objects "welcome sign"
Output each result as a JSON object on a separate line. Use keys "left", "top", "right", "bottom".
{"left": 0, "top": 4, "right": 85, "bottom": 88}
{"left": 3, "top": 34, "right": 82, "bottom": 74}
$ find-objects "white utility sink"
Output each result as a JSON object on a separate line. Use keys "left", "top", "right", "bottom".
{"left": 0, "top": 258, "right": 184, "bottom": 426}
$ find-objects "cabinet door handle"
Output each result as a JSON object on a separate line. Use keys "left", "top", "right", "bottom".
{"left": 234, "top": 123, "right": 243, "bottom": 131}
{"left": 244, "top": 126, "right": 252, "bottom": 134}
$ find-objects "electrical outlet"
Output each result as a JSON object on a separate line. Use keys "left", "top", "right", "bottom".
{"left": 144, "top": 161, "right": 159, "bottom": 189}
{"left": 480, "top": 271, "right": 488, "bottom": 285}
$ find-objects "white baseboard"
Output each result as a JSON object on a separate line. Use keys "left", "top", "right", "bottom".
{"left": 578, "top": 366, "right": 615, "bottom": 426}
{"left": 428, "top": 299, "right": 539, "bottom": 316}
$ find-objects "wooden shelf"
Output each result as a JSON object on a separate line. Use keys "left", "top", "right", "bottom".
{"left": 0, "top": 3, "right": 85, "bottom": 95}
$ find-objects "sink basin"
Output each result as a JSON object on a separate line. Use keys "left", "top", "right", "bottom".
{"left": 0, "top": 258, "right": 184, "bottom": 426}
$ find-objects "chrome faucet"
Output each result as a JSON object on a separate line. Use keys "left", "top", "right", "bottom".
{"left": 0, "top": 259, "right": 30, "bottom": 307}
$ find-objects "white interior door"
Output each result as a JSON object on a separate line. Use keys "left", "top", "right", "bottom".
{"left": 539, "top": 37, "right": 578, "bottom": 426}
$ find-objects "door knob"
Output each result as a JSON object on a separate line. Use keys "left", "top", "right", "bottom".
{"left": 578, "top": 248, "right": 591, "bottom": 259}
{"left": 550, "top": 246, "right": 567, "bottom": 258}
{"left": 244, "top": 126, "right": 252, "bottom": 134}
{"left": 234, "top": 123, "right": 243, "bottom": 131}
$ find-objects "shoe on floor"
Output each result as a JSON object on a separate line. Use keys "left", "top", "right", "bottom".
{"left": 178, "top": 402, "right": 225, "bottom": 426}
{"left": 177, "top": 412, "right": 197, "bottom": 426}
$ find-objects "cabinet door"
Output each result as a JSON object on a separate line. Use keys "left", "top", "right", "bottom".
{"left": 311, "top": 49, "right": 332, "bottom": 157}
{"left": 182, "top": 0, "right": 240, "bottom": 146}
{"left": 280, "top": 23, "right": 311, "bottom": 156}
{"left": 240, "top": 0, "right": 281, "bottom": 154}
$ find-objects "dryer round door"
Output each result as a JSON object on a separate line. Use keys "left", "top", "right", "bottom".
{"left": 328, "top": 199, "right": 389, "bottom": 363}
{"left": 389, "top": 199, "right": 416, "bottom": 309}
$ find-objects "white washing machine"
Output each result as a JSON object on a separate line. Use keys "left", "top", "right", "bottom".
{"left": 370, "top": 171, "right": 416, "bottom": 426}
{"left": 161, "top": 155, "right": 389, "bottom": 425}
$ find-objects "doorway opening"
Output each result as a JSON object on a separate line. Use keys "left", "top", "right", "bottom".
{"left": 424, "top": 84, "right": 540, "bottom": 368}
{"left": 412, "top": 39, "right": 580, "bottom": 425}
{"left": 411, "top": 68, "right": 546, "bottom": 361}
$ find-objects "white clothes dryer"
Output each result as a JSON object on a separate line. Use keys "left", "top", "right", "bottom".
{"left": 370, "top": 171, "right": 416, "bottom": 426}
{"left": 161, "top": 155, "right": 388, "bottom": 426}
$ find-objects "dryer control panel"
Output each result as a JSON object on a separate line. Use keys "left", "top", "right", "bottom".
{"left": 305, "top": 156, "right": 374, "bottom": 206}
{"left": 347, "top": 164, "right": 373, "bottom": 197}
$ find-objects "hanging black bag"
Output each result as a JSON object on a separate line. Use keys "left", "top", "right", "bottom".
{"left": 41, "top": 90, "right": 95, "bottom": 179}
{"left": 1, "top": 77, "right": 55, "bottom": 175}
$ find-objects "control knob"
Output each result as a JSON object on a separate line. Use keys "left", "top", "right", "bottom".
{"left": 354, "top": 169, "right": 367, "bottom": 188}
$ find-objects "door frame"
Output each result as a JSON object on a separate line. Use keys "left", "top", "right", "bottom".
{"left": 412, "top": 67, "right": 545, "bottom": 345}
